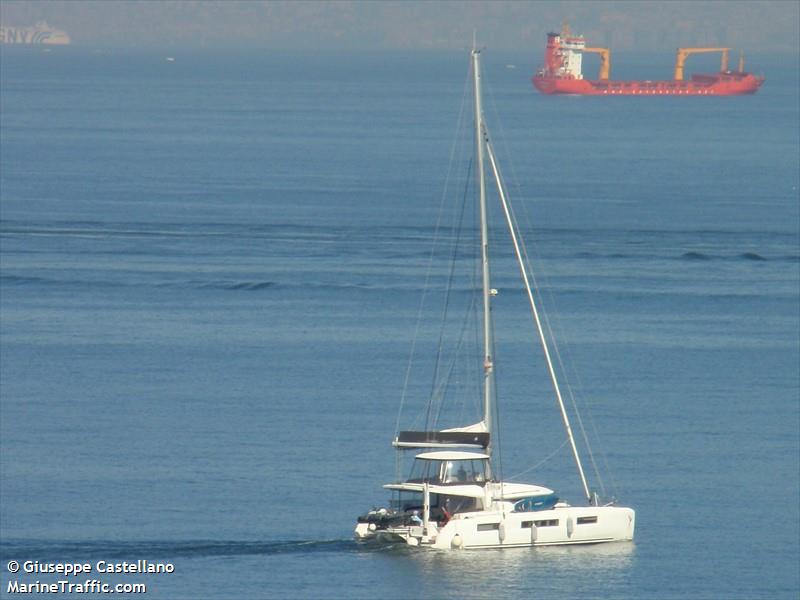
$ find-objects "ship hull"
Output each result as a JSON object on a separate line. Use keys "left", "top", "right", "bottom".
{"left": 533, "top": 72, "right": 763, "bottom": 96}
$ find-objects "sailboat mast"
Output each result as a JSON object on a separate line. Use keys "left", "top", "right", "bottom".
{"left": 472, "top": 48, "right": 495, "bottom": 450}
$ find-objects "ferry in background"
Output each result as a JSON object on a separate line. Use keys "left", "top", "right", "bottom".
{"left": 1, "top": 21, "right": 70, "bottom": 45}
{"left": 533, "top": 23, "right": 763, "bottom": 96}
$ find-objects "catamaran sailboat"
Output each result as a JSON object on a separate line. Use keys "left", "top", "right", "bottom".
{"left": 354, "top": 47, "right": 635, "bottom": 549}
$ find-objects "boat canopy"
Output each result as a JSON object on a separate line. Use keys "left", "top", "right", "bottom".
{"left": 383, "top": 481, "right": 556, "bottom": 501}
{"left": 383, "top": 482, "right": 487, "bottom": 499}
{"left": 414, "top": 450, "right": 490, "bottom": 461}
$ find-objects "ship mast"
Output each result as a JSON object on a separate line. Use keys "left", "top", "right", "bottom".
{"left": 472, "top": 46, "right": 495, "bottom": 452}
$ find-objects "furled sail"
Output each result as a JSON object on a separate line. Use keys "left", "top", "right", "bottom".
{"left": 393, "top": 421, "right": 489, "bottom": 449}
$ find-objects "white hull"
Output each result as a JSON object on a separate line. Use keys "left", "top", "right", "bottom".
{"left": 356, "top": 504, "right": 634, "bottom": 549}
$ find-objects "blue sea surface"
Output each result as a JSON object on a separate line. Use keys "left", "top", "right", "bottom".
{"left": 1, "top": 47, "right": 798, "bottom": 599}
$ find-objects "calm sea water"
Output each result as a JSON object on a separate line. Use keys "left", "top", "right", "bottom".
{"left": 1, "top": 47, "right": 798, "bottom": 599}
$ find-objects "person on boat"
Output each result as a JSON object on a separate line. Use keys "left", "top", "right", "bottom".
{"left": 409, "top": 510, "right": 423, "bottom": 525}
{"left": 440, "top": 499, "right": 452, "bottom": 526}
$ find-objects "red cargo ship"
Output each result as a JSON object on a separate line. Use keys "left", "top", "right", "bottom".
{"left": 532, "top": 24, "right": 764, "bottom": 96}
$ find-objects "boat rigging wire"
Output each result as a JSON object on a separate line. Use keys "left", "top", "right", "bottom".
{"left": 507, "top": 437, "right": 570, "bottom": 481}
{"left": 395, "top": 57, "right": 473, "bottom": 437}
{"left": 484, "top": 76, "right": 619, "bottom": 500}
{"left": 426, "top": 158, "right": 474, "bottom": 431}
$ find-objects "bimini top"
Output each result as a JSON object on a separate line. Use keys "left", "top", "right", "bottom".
{"left": 414, "top": 451, "right": 490, "bottom": 461}
{"left": 383, "top": 481, "right": 555, "bottom": 500}
{"left": 384, "top": 482, "right": 487, "bottom": 499}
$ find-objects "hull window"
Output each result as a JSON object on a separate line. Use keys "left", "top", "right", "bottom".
{"left": 521, "top": 519, "right": 559, "bottom": 527}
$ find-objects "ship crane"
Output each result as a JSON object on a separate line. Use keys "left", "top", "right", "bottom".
{"left": 674, "top": 47, "right": 730, "bottom": 81}
{"left": 583, "top": 47, "right": 611, "bottom": 80}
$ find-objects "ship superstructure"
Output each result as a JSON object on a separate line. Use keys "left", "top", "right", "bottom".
{"left": 533, "top": 23, "right": 763, "bottom": 96}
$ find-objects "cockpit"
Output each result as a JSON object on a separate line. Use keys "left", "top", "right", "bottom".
{"left": 406, "top": 451, "right": 490, "bottom": 485}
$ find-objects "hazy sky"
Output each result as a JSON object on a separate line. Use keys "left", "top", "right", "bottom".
{"left": 1, "top": 0, "right": 798, "bottom": 52}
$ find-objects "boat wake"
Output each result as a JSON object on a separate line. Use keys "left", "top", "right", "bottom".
{"left": 0, "top": 538, "right": 373, "bottom": 561}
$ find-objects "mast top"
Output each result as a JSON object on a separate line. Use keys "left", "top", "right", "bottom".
{"left": 472, "top": 31, "right": 485, "bottom": 55}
